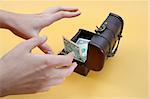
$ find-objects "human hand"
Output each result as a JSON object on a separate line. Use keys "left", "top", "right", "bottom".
{"left": 0, "top": 36, "right": 77, "bottom": 97}
{"left": 0, "top": 6, "right": 80, "bottom": 54}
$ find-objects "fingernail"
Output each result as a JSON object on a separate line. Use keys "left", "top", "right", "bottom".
{"left": 74, "top": 62, "right": 77, "bottom": 66}
{"left": 47, "top": 51, "right": 51, "bottom": 54}
{"left": 76, "top": 11, "right": 81, "bottom": 15}
{"left": 72, "top": 62, "right": 78, "bottom": 68}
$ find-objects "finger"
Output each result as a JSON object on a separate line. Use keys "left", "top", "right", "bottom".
{"left": 44, "top": 6, "right": 79, "bottom": 14}
{"left": 47, "top": 52, "right": 75, "bottom": 67}
{"left": 33, "top": 52, "right": 75, "bottom": 68}
{"left": 38, "top": 77, "right": 65, "bottom": 92}
{"left": 38, "top": 86, "right": 51, "bottom": 92}
{"left": 51, "top": 11, "right": 81, "bottom": 22}
{"left": 56, "top": 62, "right": 77, "bottom": 77}
{"left": 20, "top": 36, "right": 47, "bottom": 52}
{"left": 38, "top": 43, "right": 54, "bottom": 54}
{"left": 46, "top": 62, "right": 77, "bottom": 78}
{"left": 45, "top": 77, "right": 65, "bottom": 87}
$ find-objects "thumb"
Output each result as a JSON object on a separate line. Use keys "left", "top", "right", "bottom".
{"left": 21, "top": 36, "right": 47, "bottom": 52}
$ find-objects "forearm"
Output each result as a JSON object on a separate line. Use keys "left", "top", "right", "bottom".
{"left": 0, "top": 9, "right": 41, "bottom": 38}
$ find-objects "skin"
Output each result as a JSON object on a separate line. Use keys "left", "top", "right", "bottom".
{"left": 0, "top": 6, "right": 81, "bottom": 97}
{"left": 0, "top": 6, "right": 81, "bottom": 53}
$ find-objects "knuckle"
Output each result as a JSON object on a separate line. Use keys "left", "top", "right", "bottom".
{"left": 44, "top": 58, "right": 49, "bottom": 65}
{"left": 40, "top": 75, "right": 50, "bottom": 83}
{"left": 57, "top": 78, "right": 65, "bottom": 84}
{"left": 59, "top": 11, "right": 65, "bottom": 17}
{"left": 34, "top": 37, "right": 40, "bottom": 42}
{"left": 57, "top": 6, "right": 62, "bottom": 10}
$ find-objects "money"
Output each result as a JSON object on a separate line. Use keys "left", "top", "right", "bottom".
{"left": 63, "top": 36, "right": 90, "bottom": 63}
{"left": 76, "top": 38, "right": 90, "bottom": 62}
{"left": 63, "top": 36, "right": 83, "bottom": 62}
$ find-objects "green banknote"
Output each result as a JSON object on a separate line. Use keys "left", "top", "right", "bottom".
{"left": 63, "top": 36, "right": 90, "bottom": 63}
{"left": 63, "top": 36, "right": 83, "bottom": 62}
{"left": 76, "top": 38, "right": 90, "bottom": 62}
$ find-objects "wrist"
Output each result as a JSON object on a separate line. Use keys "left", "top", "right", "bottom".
{"left": 0, "top": 10, "right": 15, "bottom": 29}
{"left": 0, "top": 59, "right": 9, "bottom": 97}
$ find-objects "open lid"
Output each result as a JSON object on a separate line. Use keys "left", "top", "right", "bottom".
{"left": 92, "top": 12, "right": 124, "bottom": 57}
{"left": 85, "top": 13, "right": 124, "bottom": 71}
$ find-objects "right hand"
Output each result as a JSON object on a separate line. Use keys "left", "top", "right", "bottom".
{"left": 0, "top": 36, "right": 77, "bottom": 97}
{"left": 0, "top": 6, "right": 80, "bottom": 54}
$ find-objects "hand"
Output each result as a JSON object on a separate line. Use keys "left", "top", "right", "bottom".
{"left": 0, "top": 6, "right": 81, "bottom": 54}
{"left": 0, "top": 36, "right": 77, "bottom": 97}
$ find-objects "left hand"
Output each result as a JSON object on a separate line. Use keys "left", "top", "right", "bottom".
{"left": 0, "top": 36, "right": 77, "bottom": 96}
{"left": 1, "top": 6, "right": 80, "bottom": 54}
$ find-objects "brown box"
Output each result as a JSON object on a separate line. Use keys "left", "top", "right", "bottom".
{"left": 60, "top": 13, "right": 124, "bottom": 76}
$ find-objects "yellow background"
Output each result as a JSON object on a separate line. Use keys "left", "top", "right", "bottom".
{"left": 0, "top": 0, "right": 149, "bottom": 99}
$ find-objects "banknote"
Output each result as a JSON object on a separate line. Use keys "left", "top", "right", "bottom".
{"left": 76, "top": 38, "right": 90, "bottom": 62}
{"left": 63, "top": 36, "right": 90, "bottom": 63}
{"left": 63, "top": 36, "right": 83, "bottom": 62}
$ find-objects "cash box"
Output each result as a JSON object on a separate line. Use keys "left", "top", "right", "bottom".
{"left": 60, "top": 13, "right": 124, "bottom": 76}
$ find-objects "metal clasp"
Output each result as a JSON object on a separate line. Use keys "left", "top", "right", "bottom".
{"left": 95, "top": 22, "right": 108, "bottom": 35}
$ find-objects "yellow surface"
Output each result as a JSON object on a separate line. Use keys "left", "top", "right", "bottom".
{"left": 0, "top": 1, "right": 149, "bottom": 99}
{"left": 148, "top": 0, "right": 150, "bottom": 98}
